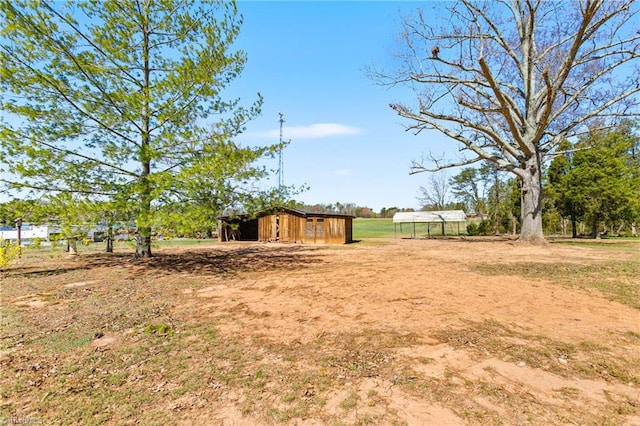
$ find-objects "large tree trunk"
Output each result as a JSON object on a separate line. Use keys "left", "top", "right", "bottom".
{"left": 518, "top": 157, "right": 545, "bottom": 244}
{"left": 106, "top": 224, "right": 114, "bottom": 253}
{"left": 136, "top": 228, "right": 152, "bottom": 257}
{"left": 135, "top": 181, "right": 153, "bottom": 257}
{"left": 570, "top": 206, "right": 578, "bottom": 238}
{"left": 135, "top": 13, "right": 153, "bottom": 259}
{"left": 135, "top": 175, "right": 152, "bottom": 257}
{"left": 134, "top": 180, "right": 153, "bottom": 257}
{"left": 591, "top": 214, "right": 601, "bottom": 239}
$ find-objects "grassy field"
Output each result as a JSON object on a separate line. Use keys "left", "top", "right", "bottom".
{"left": 352, "top": 218, "right": 396, "bottom": 239}
{"left": 352, "top": 218, "right": 467, "bottom": 239}
{"left": 353, "top": 218, "right": 640, "bottom": 243}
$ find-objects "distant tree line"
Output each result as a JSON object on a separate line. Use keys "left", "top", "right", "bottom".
{"left": 300, "top": 203, "right": 377, "bottom": 218}
{"left": 299, "top": 203, "right": 422, "bottom": 219}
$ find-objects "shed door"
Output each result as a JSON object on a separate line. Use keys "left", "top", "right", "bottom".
{"left": 269, "top": 215, "right": 281, "bottom": 241}
{"left": 315, "top": 218, "right": 325, "bottom": 242}
{"left": 304, "top": 218, "right": 325, "bottom": 243}
{"left": 305, "top": 218, "right": 314, "bottom": 243}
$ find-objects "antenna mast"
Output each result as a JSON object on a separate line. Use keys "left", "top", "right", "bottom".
{"left": 278, "top": 112, "right": 285, "bottom": 189}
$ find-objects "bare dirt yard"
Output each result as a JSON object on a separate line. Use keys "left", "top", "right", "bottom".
{"left": 1, "top": 238, "right": 639, "bottom": 425}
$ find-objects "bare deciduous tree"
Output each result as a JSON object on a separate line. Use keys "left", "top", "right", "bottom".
{"left": 417, "top": 171, "right": 450, "bottom": 210}
{"left": 372, "top": 0, "right": 640, "bottom": 243}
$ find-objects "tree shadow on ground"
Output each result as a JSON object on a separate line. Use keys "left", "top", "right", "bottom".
{"left": 456, "top": 236, "right": 519, "bottom": 242}
{"left": 5, "top": 265, "right": 91, "bottom": 278}
{"left": 79, "top": 244, "right": 325, "bottom": 277}
{"left": 6, "top": 245, "right": 327, "bottom": 279}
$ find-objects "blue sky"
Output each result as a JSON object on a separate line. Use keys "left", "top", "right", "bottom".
{"left": 229, "top": 1, "right": 454, "bottom": 211}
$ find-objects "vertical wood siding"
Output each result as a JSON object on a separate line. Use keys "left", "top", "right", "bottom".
{"left": 256, "top": 212, "right": 352, "bottom": 244}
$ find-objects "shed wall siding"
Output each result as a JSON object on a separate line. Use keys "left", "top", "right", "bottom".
{"left": 258, "top": 214, "right": 305, "bottom": 243}
{"left": 280, "top": 214, "right": 300, "bottom": 243}
{"left": 325, "top": 217, "right": 347, "bottom": 244}
{"left": 258, "top": 216, "right": 271, "bottom": 242}
{"left": 256, "top": 213, "right": 351, "bottom": 244}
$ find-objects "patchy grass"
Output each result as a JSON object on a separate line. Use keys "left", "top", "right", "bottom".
{"left": 1, "top": 276, "right": 414, "bottom": 424}
{"left": 471, "top": 261, "right": 640, "bottom": 309}
{"left": 552, "top": 238, "right": 640, "bottom": 251}
{"left": 393, "top": 319, "right": 640, "bottom": 425}
{"left": 431, "top": 320, "right": 639, "bottom": 385}
{"left": 339, "top": 392, "right": 360, "bottom": 410}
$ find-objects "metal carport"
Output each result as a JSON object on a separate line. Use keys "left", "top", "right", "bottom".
{"left": 392, "top": 210, "right": 467, "bottom": 238}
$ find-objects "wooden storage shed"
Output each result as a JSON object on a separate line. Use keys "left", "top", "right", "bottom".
{"left": 219, "top": 208, "right": 354, "bottom": 244}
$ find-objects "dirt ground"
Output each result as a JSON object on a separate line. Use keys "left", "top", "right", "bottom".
{"left": 1, "top": 238, "right": 639, "bottom": 425}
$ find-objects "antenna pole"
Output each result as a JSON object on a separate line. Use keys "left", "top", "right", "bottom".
{"left": 278, "top": 112, "right": 285, "bottom": 189}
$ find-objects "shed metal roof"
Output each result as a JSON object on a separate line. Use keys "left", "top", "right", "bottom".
{"left": 393, "top": 210, "right": 467, "bottom": 223}
{"left": 219, "top": 207, "right": 355, "bottom": 221}
{"left": 277, "top": 207, "right": 355, "bottom": 219}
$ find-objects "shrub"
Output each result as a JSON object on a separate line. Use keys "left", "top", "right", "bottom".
{"left": 466, "top": 220, "right": 493, "bottom": 236}
{"left": 0, "top": 238, "right": 22, "bottom": 270}
{"left": 477, "top": 220, "right": 493, "bottom": 235}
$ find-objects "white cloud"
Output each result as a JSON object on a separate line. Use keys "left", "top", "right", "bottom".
{"left": 253, "top": 123, "right": 362, "bottom": 140}
{"left": 332, "top": 169, "right": 352, "bottom": 176}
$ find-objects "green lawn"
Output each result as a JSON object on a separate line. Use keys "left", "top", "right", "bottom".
{"left": 353, "top": 218, "right": 394, "bottom": 239}
{"left": 352, "top": 218, "right": 419, "bottom": 239}
{"left": 353, "top": 217, "right": 468, "bottom": 239}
